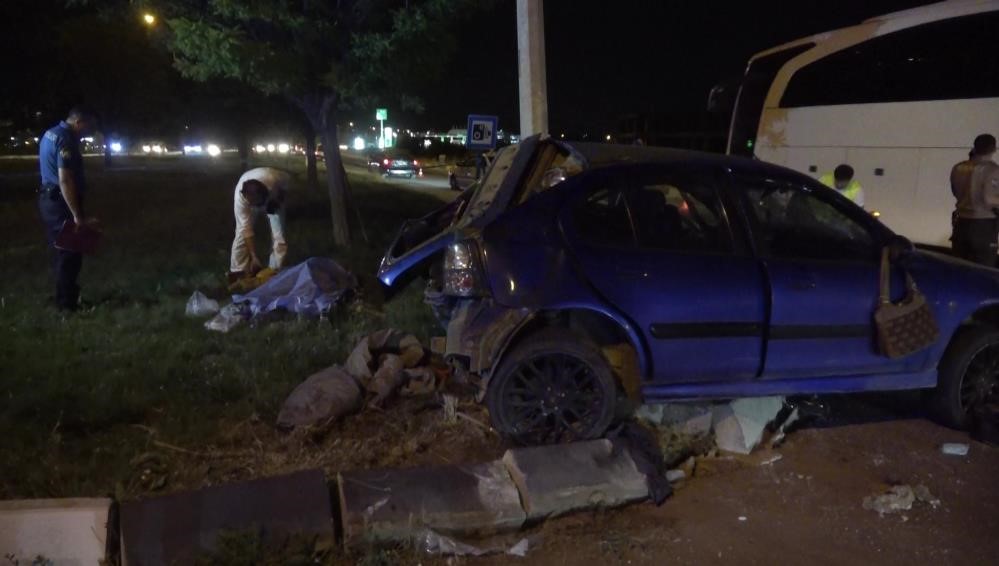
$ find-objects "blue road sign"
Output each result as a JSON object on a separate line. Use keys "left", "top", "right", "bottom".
{"left": 466, "top": 115, "right": 498, "bottom": 150}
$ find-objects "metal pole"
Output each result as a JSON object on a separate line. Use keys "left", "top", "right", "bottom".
{"left": 516, "top": 0, "right": 548, "bottom": 137}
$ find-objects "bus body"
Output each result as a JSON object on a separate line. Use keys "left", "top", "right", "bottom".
{"left": 729, "top": 0, "right": 999, "bottom": 245}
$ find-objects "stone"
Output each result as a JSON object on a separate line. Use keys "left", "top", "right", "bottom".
{"left": 940, "top": 442, "right": 969, "bottom": 456}
{"left": 120, "top": 469, "right": 333, "bottom": 566}
{"left": 0, "top": 498, "right": 112, "bottom": 565}
{"left": 665, "top": 469, "right": 686, "bottom": 483}
{"left": 636, "top": 403, "right": 713, "bottom": 436}
{"left": 712, "top": 396, "right": 784, "bottom": 454}
{"left": 502, "top": 439, "right": 648, "bottom": 520}
{"left": 338, "top": 460, "right": 525, "bottom": 546}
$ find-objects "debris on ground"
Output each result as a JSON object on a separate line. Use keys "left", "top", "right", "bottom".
{"left": 862, "top": 484, "right": 941, "bottom": 516}
{"left": 415, "top": 530, "right": 534, "bottom": 557}
{"left": 276, "top": 367, "right": 364, "bottom": 429}
{"left": 185, "top": 291, "right": 219, "bottom": 317}
{"left": 712, "top": 397, "right": 785, "bottom": 455}
{"left": 277, "top": 329, "right": 439, "bottom": 430}
{"left": 940, "top": 442, "right": 970, "bottom": 456}
{"left": 606, "top": 422, "right": 673, "bottom": 505}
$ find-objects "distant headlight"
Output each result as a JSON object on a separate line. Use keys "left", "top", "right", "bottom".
{"left": 278, "top": 143, "right": 290, "bottom": 154}
{"left": 142, "top": 145, "right": 151, "bottom": 153}
{"left": 183, "top": 145, "right": 203, "bottom": 154}
{"left": 254, "top": 144, "right": 265, "bottom": 153}
{"left": 110, "top": 142, "right": 123, "bottom": 153}
{"left": 266, "top": 144, "right": 276, "bottom": 153}
{"left": 206, "top": 144, "right": 221, "bottom": 157}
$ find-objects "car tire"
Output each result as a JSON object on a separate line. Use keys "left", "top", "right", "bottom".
{"left": 486, "top": 327, "right": 618, "bottom": 445}
{"left": 928, "top": 324, "right": 999, "bottom": 430}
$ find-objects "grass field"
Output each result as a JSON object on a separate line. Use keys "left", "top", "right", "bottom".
{"left": 0, "top": 154, "right": 457, "bottom": 499}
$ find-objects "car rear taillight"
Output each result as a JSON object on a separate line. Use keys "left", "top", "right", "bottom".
{"left": 444, "top": 241, "right": 486, "bottom": 297}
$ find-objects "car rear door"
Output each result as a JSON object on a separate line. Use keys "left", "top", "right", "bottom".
{"left": 732, "top": 172, "right": 922, "bottom": 379}
{"left": 563, "top": 164, "right": 767, "bottom": 383}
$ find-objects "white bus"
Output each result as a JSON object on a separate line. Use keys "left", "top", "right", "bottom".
{"left": 728, "top": 0, "right": 999, "bottom": 246}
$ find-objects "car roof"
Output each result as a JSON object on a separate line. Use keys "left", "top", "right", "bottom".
{"left": 565, "top": 141, "right": 796, "bottom": 182}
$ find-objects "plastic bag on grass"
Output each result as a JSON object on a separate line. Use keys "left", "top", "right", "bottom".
{"left": 204, "top": 303, "right": 250, "bottom": 333}
{"left": 186, "top": 290, "right": 220, "bottom": 317}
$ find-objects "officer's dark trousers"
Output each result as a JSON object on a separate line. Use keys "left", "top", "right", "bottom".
{"left": 952, "top": 217, "right": 998, "bottom": 268}
{"left": 38, "top": 191, "right": 83, "bottom": 310}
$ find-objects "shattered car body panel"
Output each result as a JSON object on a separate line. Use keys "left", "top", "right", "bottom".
{"left": 380, "top": 136, "right": 999, "bottom": 409}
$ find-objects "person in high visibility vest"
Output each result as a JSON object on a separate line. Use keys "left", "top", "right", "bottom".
{"left": 820, "top": 164, "right": 865, "bottom": 207}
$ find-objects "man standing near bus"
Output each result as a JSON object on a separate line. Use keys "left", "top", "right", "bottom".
{"left": 820, "top": 164, "right": 865, "bottom": 207}
{"left": 951, "top": 134, "right": 999, "bottom": 267}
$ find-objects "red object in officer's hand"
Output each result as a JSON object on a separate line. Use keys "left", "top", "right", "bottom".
{"left": 54, "top": 220, "right": 102, "bottom": 255}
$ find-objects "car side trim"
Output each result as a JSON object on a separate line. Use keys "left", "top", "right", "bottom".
{"left": 650, "top": 322, "right": 763, "bottom": 339}
{"left": 650, "top": 322, "right": 871, "bottom": 340}
{"left": 642, "top": 369, "right": 936, "bottom": 400}
{"left": 769, "top": 324, "right": 871, "bottom": 340}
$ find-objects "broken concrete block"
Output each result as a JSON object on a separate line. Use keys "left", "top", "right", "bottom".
{"left": 712, "top": 396, "right": 784, "bottom": 455}
{"left": 502, "top": 439, "right": 648, "bottom": 520}
{"left": 636, "top": 403, "right": 713, "bottom": 436}
{"left": 338, "top": 460, "right": 525, "bottom": 546}
{"left": 276, "top": 366, "right": 362, "bottom": 428}
{"left": 120, "top": 469, "right": 333, "bottom": 566}
{"left": 0, "top": 498, "right": 111, "bottom": 565}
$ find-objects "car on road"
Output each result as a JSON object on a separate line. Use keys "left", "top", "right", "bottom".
{"left": 369, "top": 149, "right": 421, "bottom": 179}
{"left": 378, "top": 136, "right": 999, "bottom": 444}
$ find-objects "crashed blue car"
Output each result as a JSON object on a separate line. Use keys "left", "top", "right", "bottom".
{"left": 379, "top": 136, "right": 999, "bottom": 443}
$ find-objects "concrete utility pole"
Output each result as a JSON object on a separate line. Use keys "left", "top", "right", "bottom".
{"left": 516, "top": 0, "right": 549, "bottom": 136}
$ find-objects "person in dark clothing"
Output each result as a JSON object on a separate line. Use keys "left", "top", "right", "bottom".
{"left": 37, "top": 107, "right": 96, "bottom": 311}
{"left": 951, "top": 134, "right": 999, "bottom": 267}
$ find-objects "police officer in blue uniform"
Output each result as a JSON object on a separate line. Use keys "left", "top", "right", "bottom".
{"left": 38, "top": 107, "right": 95, "bottom": 311}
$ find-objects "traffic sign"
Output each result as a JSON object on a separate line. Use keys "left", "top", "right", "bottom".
{"left": 466, "top": 114, "right": 498, "bottom": 150}
{"left": 376, "top": 108, "right": 388, "bottom": 121}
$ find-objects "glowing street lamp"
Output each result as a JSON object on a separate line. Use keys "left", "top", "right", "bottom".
{"left": 143, "top": 13, "right": 156, "bottom": 26}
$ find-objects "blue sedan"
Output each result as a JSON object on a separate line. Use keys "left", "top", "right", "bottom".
{"left": 379, "top": 136, "right": 999, "bottom": 444}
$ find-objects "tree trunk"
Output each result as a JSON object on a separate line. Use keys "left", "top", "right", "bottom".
{"left": 297, "top": 92, "right": 351, "bottom": 247}
{"left": 319, "top": 99, "right": 351, "bottom": 247}
{"left": 303, "top": 120, "right": 319, "bottom": 190}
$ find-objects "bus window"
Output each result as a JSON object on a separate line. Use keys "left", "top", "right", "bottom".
{"left": 729, "top": 44, "right": 813, "bottom": 157}
{"left": 781, "top": 12, "right": 999, "bottom": 108}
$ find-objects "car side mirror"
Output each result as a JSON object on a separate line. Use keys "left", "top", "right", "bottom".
{"left": 886, "top": 235, "right": 914, "bottom": 261}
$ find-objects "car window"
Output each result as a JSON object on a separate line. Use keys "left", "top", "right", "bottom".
{"left": 628, "top": 176, "right": 730, "bottom": 253}
{"left": 742, "top": 177, "right": 877, "bottom": 261}
{"left": 574, "top": 187, "right": 636, "bottom": 247}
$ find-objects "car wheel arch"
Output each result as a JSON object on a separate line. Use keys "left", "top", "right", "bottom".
{"left": 483, "top": 307, "right": 649, "bottom": 403}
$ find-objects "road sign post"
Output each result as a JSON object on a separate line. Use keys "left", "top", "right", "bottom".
{"left": 466, "top": 115, "right": 499, "bottom": 151}
{"left": 376, "top": 108, "right": 388, "bottom": 148}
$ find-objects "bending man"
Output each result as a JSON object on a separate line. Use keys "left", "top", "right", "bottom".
{"left": 230, "top": 167, "right": 290, "bottom": 279}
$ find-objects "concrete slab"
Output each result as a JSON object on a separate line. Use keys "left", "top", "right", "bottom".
{"left": 0, "top": 497, "right": 112, "bottom": 566}
{"left": 713, "top": 396, "right": 784, "bottom": 455}
{"left": 636, "top": 403, "right": 713, "bottom": 436}
{"left": 120, "top": 469, "right": 333, "bottom": 566}
{"left": 338, "top": 460, "right": 525, "bottom": 546}
{"left": 502, "top": 439, "right": 648, "bottom": 520}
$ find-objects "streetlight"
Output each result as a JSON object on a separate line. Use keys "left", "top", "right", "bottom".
{"left": 143, "top": 13, "right": 156, "bottom": 26}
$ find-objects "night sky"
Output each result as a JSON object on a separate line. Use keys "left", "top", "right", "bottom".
{"left": 1, "top": 0, "right": 934, "bottom": 137}
{"left": 419, "top": 0, "right": 932, "bottom": 134}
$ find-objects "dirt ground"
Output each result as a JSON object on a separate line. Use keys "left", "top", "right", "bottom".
{"left": 120, "top": 391, "right": 999, "bottom": 566}
{"left": 466, "top": 411, "right": 999, "bottom": 566}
